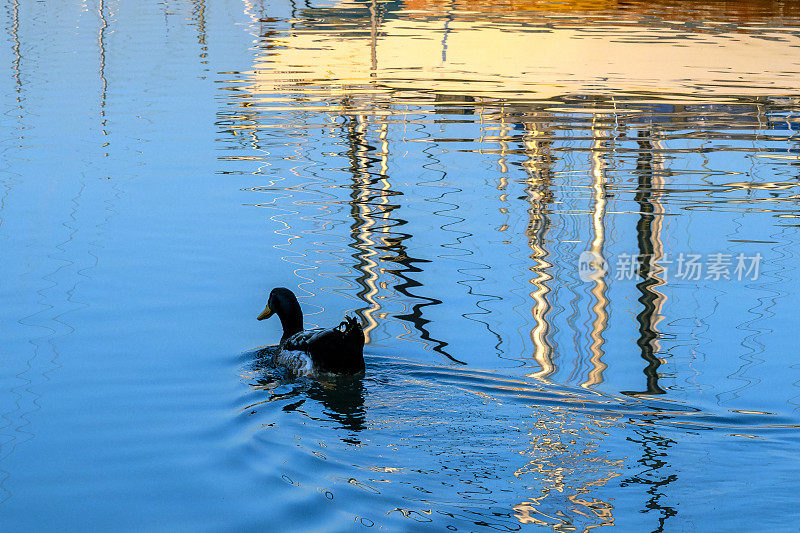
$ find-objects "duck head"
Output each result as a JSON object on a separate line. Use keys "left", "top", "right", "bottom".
{"left": 258, "top": 287, "right": 303, "bottom": 340}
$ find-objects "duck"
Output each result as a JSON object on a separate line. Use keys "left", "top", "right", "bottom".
{"left": 257, "top": 287, "right": 365, "bottom": 375}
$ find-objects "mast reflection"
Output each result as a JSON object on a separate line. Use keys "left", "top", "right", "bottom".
{"left": 619, "top": 422, "right": 678, "bottom": 532}
{"left": 622, "top": 130, "right": 667, "bottom": 397}
{"left": 341, "top": 108, "right": 462, "bottom": 363}
{"left": 519, "top": 118, "right": 556, "bottom": 380}
{"left": 619, "top": 131, "right": 677, "bottom": 531}
{"left": 583, "top": 114, "right": 611, "bottom": 389}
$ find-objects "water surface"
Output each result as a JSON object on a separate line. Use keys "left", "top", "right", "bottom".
{"left": 2, "top": 0, "right": 800, "bottom": 530}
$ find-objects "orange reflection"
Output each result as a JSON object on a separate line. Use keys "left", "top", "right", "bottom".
{"left": 402, "top": 0, "right": 800, "bottom": 21}
{"left": 250, "top": 0, "right": 800, "bottom": 101}
{"left": 512, "top": 408, "right": 622, "bottom": 531}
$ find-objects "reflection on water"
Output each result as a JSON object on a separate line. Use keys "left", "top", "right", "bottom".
{"left": 240, "top": 352, "right": 800, "bottom": 530}
{"left": 241, "top": 354, "right": 627, "bottom": 530}
{"left": 228, "top": 0, "right": 800, "bottom": 392}
{"left": 221, "top": 0, "right": 800, "bottom": 529}
{"left": 251, "top": 0, "right": 800, "bottom": 99}
{"left": 248, "top": 348, "right": 367, "bottom": 434}
{"left": 2, "top": 0, "right": 800, "bottom": 530}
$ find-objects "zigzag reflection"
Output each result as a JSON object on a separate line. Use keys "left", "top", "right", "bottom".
{"left": 341, "top": 108, "right": 460, "bottom": 362}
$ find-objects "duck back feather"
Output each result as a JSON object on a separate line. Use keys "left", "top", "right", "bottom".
{"left": 282, "top": 316, "right": 365, "bottom": 374}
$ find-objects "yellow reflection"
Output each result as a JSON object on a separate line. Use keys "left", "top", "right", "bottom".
{"left": 403, "top": 0, "right": 800, "bottom": 21}
{"left": 520, "top": 120, "right": 555, "bottom": 380}
{"left": 358, "top": 363, "right": 631, "bottom": 530}
{"left": 512, "top": 408, "right": 622, "bottom": 531}
{"left": 582, "top": 115, "right": 610, "bottom": 389}
{"left": 647, "top": 136, "right": 667, "bottom": 351}
{"left": 249, "top": 0, "right": 800, "bottom": 102}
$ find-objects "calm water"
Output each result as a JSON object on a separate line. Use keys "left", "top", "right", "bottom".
{"left": 2, "top": 0, "right": 800, "bottom": 530}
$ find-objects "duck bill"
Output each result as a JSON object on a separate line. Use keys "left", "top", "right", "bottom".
{"left": 257, "top": 304, "right": 274, "bottom": 320}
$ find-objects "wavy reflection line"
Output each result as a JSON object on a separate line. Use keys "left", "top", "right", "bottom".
{"left": 490, "top": 108, "right": 540, "bottom": 365}
{"left": 636, "top": 131, "right": 667, "bottom": 390}
{"left": 500, "top": 109, "right": 564, "bottom": 372}
{"left": 340, "top": 108, "right": 460, "bottom": 362}
{"left": 582, "top": 115, "right": 611, "bottom": 389}
{"left": 622, "top": 130, "right": 668, "bottom": 396}
{"left": 619, "top": 420, "right": 678, "bottom": 532}
{"left": 365, "top": 117, "right": 433, "bottom": 351}
{"left": 520, "top": 119, "right": 555, "bottom": 380}
{"left": 344, "top": 111, "right": 383, "bottom": 341}
{"left": 275, "top": 115, "right": 370, "bottom": 315}
{"left": 0, "top": 179, "right": 91, "bottom": 503}
{"left": 241, "top": 0, "right": 262, "bottom": 25}
{"left": 412, "top": 120, "right": 468, "bottom": 364}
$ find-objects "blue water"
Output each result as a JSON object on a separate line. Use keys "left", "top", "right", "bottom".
{"left": 2, "top": 0, "right": 800, "bottom": 530}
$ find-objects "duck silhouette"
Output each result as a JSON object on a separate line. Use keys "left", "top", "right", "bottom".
{"left": 257, "top": 287, "right": 365, "bottom": 375}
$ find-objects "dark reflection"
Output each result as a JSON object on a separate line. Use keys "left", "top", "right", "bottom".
{"left": 248, "top": 349, "right": 367, "bottom": 435}
{"left": 619, "top": 127, "right": 678, "bottom": 532}
{"left": 306, "top": 377, "right": 367, "bottom": 434}
{"left": 620, "top": 420, "right": 678, "bottom": 532}
{"left": 623, "top": 130, "right": 667, "bottom": 397}
{"left": 294, "top": 0, "right": 402, "bottom": 29}
{"left": 433, "top": 93, "right": 476, "bottom": 114}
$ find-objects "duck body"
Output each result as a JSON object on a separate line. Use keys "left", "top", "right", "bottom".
{"left": 258, "top": 288, "right": 365, "bottom": 375}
